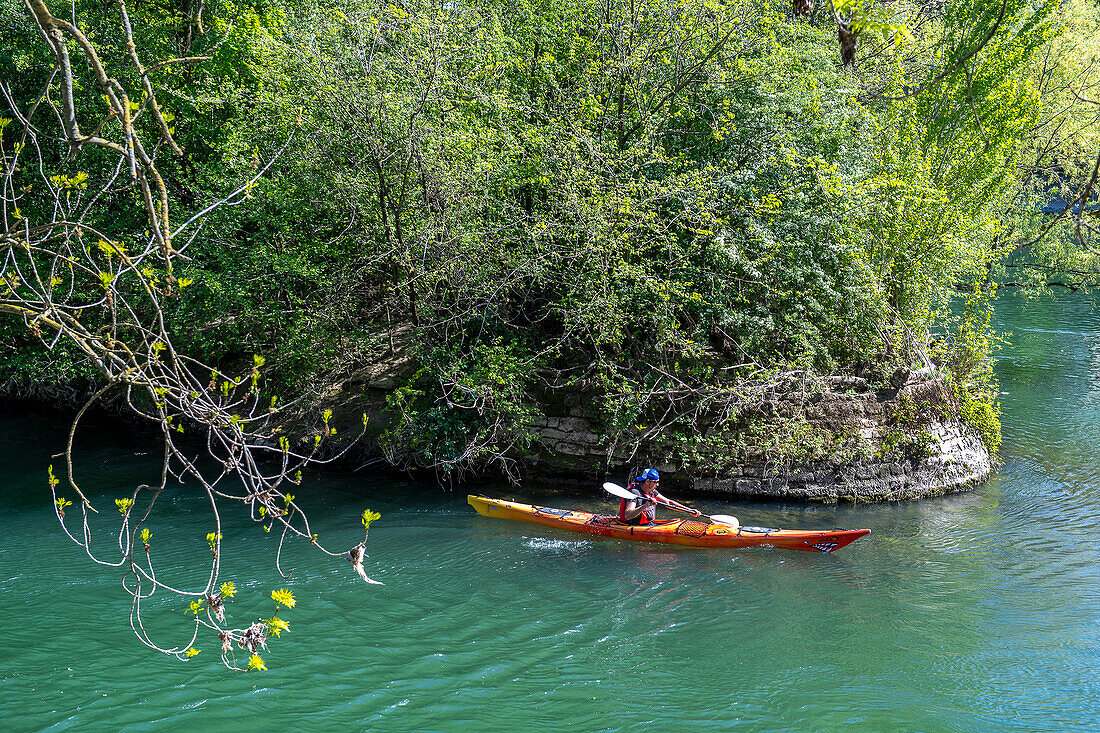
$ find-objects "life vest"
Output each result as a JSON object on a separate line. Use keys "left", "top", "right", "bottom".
{"left": 618, "top": 485, "right": 654, "bottom": 524}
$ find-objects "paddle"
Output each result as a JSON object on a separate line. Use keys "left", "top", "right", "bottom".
{"left": 602, "top": 482, "right": 739, "bottom": 526}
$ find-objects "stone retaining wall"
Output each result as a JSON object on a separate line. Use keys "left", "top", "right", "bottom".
{"left": 528, "top": 371, "right": 992, "bottom": 502}
{"left": 690, "top": 419, "right": 990, "bottom": 501}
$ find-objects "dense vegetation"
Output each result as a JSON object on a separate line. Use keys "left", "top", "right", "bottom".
{"left": 4, "top": 0, "right": 1100, "bottom": 480}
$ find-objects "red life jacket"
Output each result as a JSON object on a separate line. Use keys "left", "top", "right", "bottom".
{"left": 618, "top": 486, "right": 652, "bottom": 524}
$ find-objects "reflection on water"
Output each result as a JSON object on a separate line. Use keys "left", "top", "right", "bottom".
{"left": 1, "top": 291, "right": 1100, "bottom": 731}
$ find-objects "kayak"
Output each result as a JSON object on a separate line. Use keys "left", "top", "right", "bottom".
{"left": 467, "top": 495, "right": 870, "bottom": 552}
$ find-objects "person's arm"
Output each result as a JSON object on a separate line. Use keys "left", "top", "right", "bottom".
{"left": 621, "top": 494, "right": 654, "bottom": 520}
{"left": 621, "top": 499, "right": 645, "bottom": 520}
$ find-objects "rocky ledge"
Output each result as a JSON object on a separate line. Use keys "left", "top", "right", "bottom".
{"left": 529, "top": 369, "right": 993, "bottom": 502}
{"left": 689, "top": 418, "right": 990, "bottom": 502}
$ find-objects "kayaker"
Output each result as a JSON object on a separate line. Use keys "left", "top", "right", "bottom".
{"left": 618, "top": 468, "right": 700, "bottom": 525}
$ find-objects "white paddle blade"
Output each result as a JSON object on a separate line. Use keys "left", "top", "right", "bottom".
{"left": 710, "top": 514, "right": 739, "bottom": 527}
{"left": 602, "top": 482, "right": 633, "bottom": 499}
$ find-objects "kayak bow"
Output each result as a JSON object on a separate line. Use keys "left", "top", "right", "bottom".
{"left": 467, "top": 495, "right": 869, "bottom": 552}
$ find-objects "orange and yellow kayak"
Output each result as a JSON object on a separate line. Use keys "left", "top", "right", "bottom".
{"left": 468, "top": 495, "right": 869, "bottom": 552}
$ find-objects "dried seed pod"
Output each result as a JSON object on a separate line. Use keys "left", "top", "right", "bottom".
{"left": 349, "top": 544, "right": 383, "bottom": 585}
{"left": 209, "top": 593, "right": 225, "bottom": 623}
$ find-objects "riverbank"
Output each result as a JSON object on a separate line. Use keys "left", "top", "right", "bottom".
{"left": 2, "top": 354, "right": 993, "bottom": 503}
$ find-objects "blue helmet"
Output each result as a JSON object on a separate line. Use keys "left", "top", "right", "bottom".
{"left": 635, "top": 468, "right": 660, "bottom": 482}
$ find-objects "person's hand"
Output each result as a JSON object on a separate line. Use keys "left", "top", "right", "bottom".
{"left": 690, "top": 509, "right": 701, "bottom": 517}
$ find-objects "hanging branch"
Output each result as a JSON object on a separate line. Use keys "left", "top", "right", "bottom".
{"left": 3, "top": 0, "right": 382, "bottom": 669}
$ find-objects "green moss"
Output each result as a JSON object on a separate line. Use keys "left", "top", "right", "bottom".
{"left": 876, "top": 428, "right": 905, "bottom": 459}
{"left": 960, "top": 393, "right": 1002, "bottom": 457}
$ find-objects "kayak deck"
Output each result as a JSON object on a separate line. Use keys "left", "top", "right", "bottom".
{"left": 468, "top": 495, "right": 869, "bottom": 552}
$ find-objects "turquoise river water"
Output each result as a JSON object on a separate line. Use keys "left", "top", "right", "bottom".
{"left": 2, "top": 291, "right": 1099, "bottom": 732}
